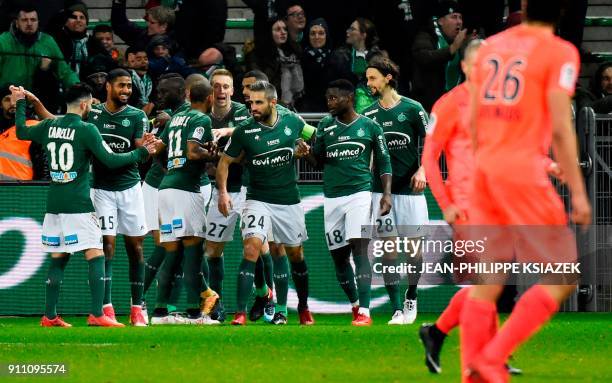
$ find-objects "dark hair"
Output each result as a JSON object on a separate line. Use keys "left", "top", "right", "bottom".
{"left": 249, "top": 81, "right": 278, "bottom": 100}
{"left": 243, "top": 70, "right": 269, "bottom": 82}
{"left": 355, "top": 17, "right": 379, "bottom": 49}
{"left": 158, "top": 72, "right": 183, "bottom": 81}
{"left": 106, "top": 68, "right": 131, "bottom": 84}
{"left": 125, "top": 45, "right": 146, "bottom": 57}
{"left": 526, "top": 0, "right": 564, "bottom": 25}
{"left": 65, "top": 83, "right": 92, "bottom": 104}
{"left": 327, "top": 79, "right": 355, "bottom": 94}
{"left": 159, "top": 75, "right": 186, "bottom": 94}
{"left": 93, "top": 24, "right": 113, "bottom": 35}
{"left": 189, "top": 81, "right": 212, "bottom": 103}
{"left": 367, "top": 57, "right": 400, "bottom": 89}
{"left": 590, "top": 62, "right": 612, "bottom": 95}
{"left": 15, "top": 2, "right": 37, "bottom": 17}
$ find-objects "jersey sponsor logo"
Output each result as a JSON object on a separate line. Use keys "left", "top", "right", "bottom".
{"left": 356, "top": 127, "right": 365, "bottom": 137}
{"left": 252, "top": 147, "right": 294, "bottom": 167}
{"left": 103, "top": 123, "right": 116, "bottom": 129}
{"left": 169, "top": 115, "right": 191, "bottom": 128}
{"left": 254, "top": 135, "right": 261, "bottom": 141}
{"left": 192, "top": 127, "right": 205, "bottom": 140}
{"left": 364, "top": 109, "right": 378, "bottom": 116}
{"left": 323, "top": 125, "right": 337, "bottom": 132}
{"left": 42, "top": 235, "right": 60, "bottom": 247}
{"left": 64, "top": 234, "right": 79, "bottom": 245}
{"left": 267, "top": 138, "right": 280, "bottom": 146}
{"left": 101, "top": 133, "right": 131, "bottom": 151}
{"left": 397, "top": 112, "right": 407, "bottom": 122}
{"left": 235, "top": 116, "right": 248, "bottom": 121}
{"left": 284, "top": 126, "right": 292, "bottom": 136}
{"left": 383, "top": 121, "right": 393, "bottom": 127}
{"left": 90, "top": 109, "right": 102, "bottom": 114}
{"left": 337, "top": 136, "right": 350, "bottom": 142}
{"left": 121, "top": 118, "right": 131, "bottom": 127}
{"left": 245, "top": 128, "right": 262, "bottom": 134}
{"left": 559, "top": 62, "right": 577, "bottom": 91}
{"left": 167, "top": 157, "right": 187, "bottom": 169}
{"left": 172, "top": 218, "right": 183, "bottom": 230}
{"left": 384, "top": 131, "right": 411, "bottom": 150}
{"left": 48, "top": 127, "right": 75, "bottom": 141}
{"left": 160, "top": 224, "right": 172, "bottom": 234}
{"left": 326, "top": 141, "right": 366, "bottom": 160}
{"left": 50, "top": 171, "right": 77, "bottom": 183}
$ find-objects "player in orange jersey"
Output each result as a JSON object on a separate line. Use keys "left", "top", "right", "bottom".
{"left": 460, "top": 0, "right": 591, "bottom": 381}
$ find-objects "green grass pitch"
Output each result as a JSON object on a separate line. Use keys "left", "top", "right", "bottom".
{"left": 0, "top": 313, "right": 610, "bottom": 382}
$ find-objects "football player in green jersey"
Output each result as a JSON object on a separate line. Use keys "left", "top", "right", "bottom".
{"left": 202, "top": 69, "right": 251, "bottom": 322}
{"left": 299, "top": 79, "right": 392, "bottom": 326}
{"left": 88, "top": 68, "right": 150, "bottom": 326}
{"left": 149, "top": 81, "right": 220, "bottom": 325}
{"left": 218, "top": 81, "right": 314, "bottom": 326}
{"left": 141, "top": 74, "right": 193, "bottom": 321}
{"left": 11, "top": 83, "right": 158, "bottom": 327}
{"left": 364, "top": 57, "right": 429, "bottom": 325}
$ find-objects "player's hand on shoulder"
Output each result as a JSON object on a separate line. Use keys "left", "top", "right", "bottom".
{"left": 212, "top": 127, "right": 233, "bottom": 142}
{"left": 155, "top": 111, "right": 171, "bottom": 128}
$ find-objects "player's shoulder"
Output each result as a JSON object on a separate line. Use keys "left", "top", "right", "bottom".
{"left": 362, "top": 100, "right": 380, "bottom": 115}
{"left": 234, "top": 115, "right": 256, "bottom": 132}
{"left": 317, "top": 114, "right": 335, "bottom": 127}
{"left": 433, "top": 84, "right": 467, "bottom": 110}
{"left": 123, "top": 104, "right": 147, "bottom": 117}
{"left": 90, "top": 103, "right": 104, "bottom": 114}
{"left": 357, "top": 114, "right": 381, "bottom": 130}
{"left": 399, "top": 96, "right": 426, "bottom": 112}
{"left": 191, "top": 109, "right": 212, "bottom": 125}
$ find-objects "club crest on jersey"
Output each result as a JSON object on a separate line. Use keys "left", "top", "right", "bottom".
{"left": 284, "top": 126, "right": 292, "bottom": 136}
{"left": 50, "top": 171, "right": 77, "bottom": 183}
{"left": 397, "top": 113, "right": 407, "bottom": 122}
{"left": 357, "top": 127, "right": 365, "bottom": 137}
{"left": 121, "top": 118, "right": 131, "bottom": 127}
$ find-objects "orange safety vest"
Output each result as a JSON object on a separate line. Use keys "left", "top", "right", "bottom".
{"left": 0, "top": 120, "right": 38, "bottom": 181}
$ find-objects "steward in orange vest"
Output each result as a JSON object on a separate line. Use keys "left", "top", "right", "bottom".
{"left": 0, "top": 119, "right": 39, "bottom": 180}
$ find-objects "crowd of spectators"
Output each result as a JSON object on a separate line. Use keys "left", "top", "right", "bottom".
{"left": 0, "top": 0, "right": 602, "bottom": 181}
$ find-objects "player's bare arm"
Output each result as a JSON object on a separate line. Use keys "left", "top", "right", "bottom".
{"left": 216, "top": 151, "right": 244, "bottom": 217}
{"left": 186, "top": 140, "right": 216, "bottom": 161}
{"left": 549, "top": 90, "right": 591, "bottom": 225}
{"left": 410, "top": 165, "right": 427, "bottom": 193}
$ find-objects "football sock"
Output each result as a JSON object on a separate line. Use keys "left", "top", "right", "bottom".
{"left": 291, "top": 259, "right": 309, "bottom": 310}
{"left": 168, "top": 263, "right": 184, "bottom": 309}
{"left": 436, "top": 287, "right": 471, "bottom": 334}
{"left": 207, "top": 256, "right": 224, "bottom": 298}
{"left": 405, "top": 255, "right": 422, "bottom": 300}
{"left": 88, "top": 256, "right": 106, "bottom": 317}
{"left": 144, "top": 245, "right": 165, "bottom": 293}
{"left": 481, "top": 285, "right": 559, "bottom": 365}
{"left": 254, "top": 254, "right": 268, "bottom": 297}
{"left": 262, "top": 251, "right": 274, "bottom": 289}
{"left": 353, "top": 254, "right": 372, "bottom": 309}
{"left": 236, "top": 259, "right": 256, "bottom": 312}
{"left": 382, "top": 256, "right": 402, "bottom": 311}
{"left": 156, "top": 249, "right": 181, "bottom": 306}
{"left": 45, "top": 256, "right": 69, "bottom": 319}
{"left": 275, "top": 304, "right": 287, "bottom": 315}
{"left": 103, "top": 257, "right": 113, "bottom": 305}
{"left": 273, "top": 256, "right": 289, "bottom": 309}
{"left": 200, "top": 245, "right": 210, "bottom": 283}
{"left": 330, "top": 246, "right": 358, "bottom": 304}
{"left": 183, "top": 244, "right": 204, "bottom": 306}
{"left": 128, "top": 256, "right": 145, "bottom": 306}
{"left": 460, "top": 297, "right": 497, "bottom": 372}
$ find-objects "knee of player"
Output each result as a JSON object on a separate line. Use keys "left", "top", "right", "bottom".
{"left": 205, "top": 242, "right": 225, "bottom": 258}
{"left": 285, "top": 246, "right": 304, "bottom": 262}
{"left": 243, "top": 243, "right": 260, "bottom": 262}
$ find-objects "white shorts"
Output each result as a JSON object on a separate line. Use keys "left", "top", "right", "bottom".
{"left": 91, "top": 183, "right": 148, "bottom": 237}
{"left": 42, "top": 212, "right": 103, "bottom": 253}
{"left": 201, "top": 183, "right": 212, "bottom": 211}
{"left": 241, "top": 199, "right": 308, "bottom": 246}
{"left": 142, "top": 181, "right": 159, "bottom": 232}
{"left": 371, "top": 192, "right": 429, "bottom": 237}
{"left": 205, "top": 187, "right": 247, "bottom": 242}
{"left": 159, "top": 188, "right": 207, "bottom": 242}
{"left": 324, "top": 191, "right": 372, "bottom": 250}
